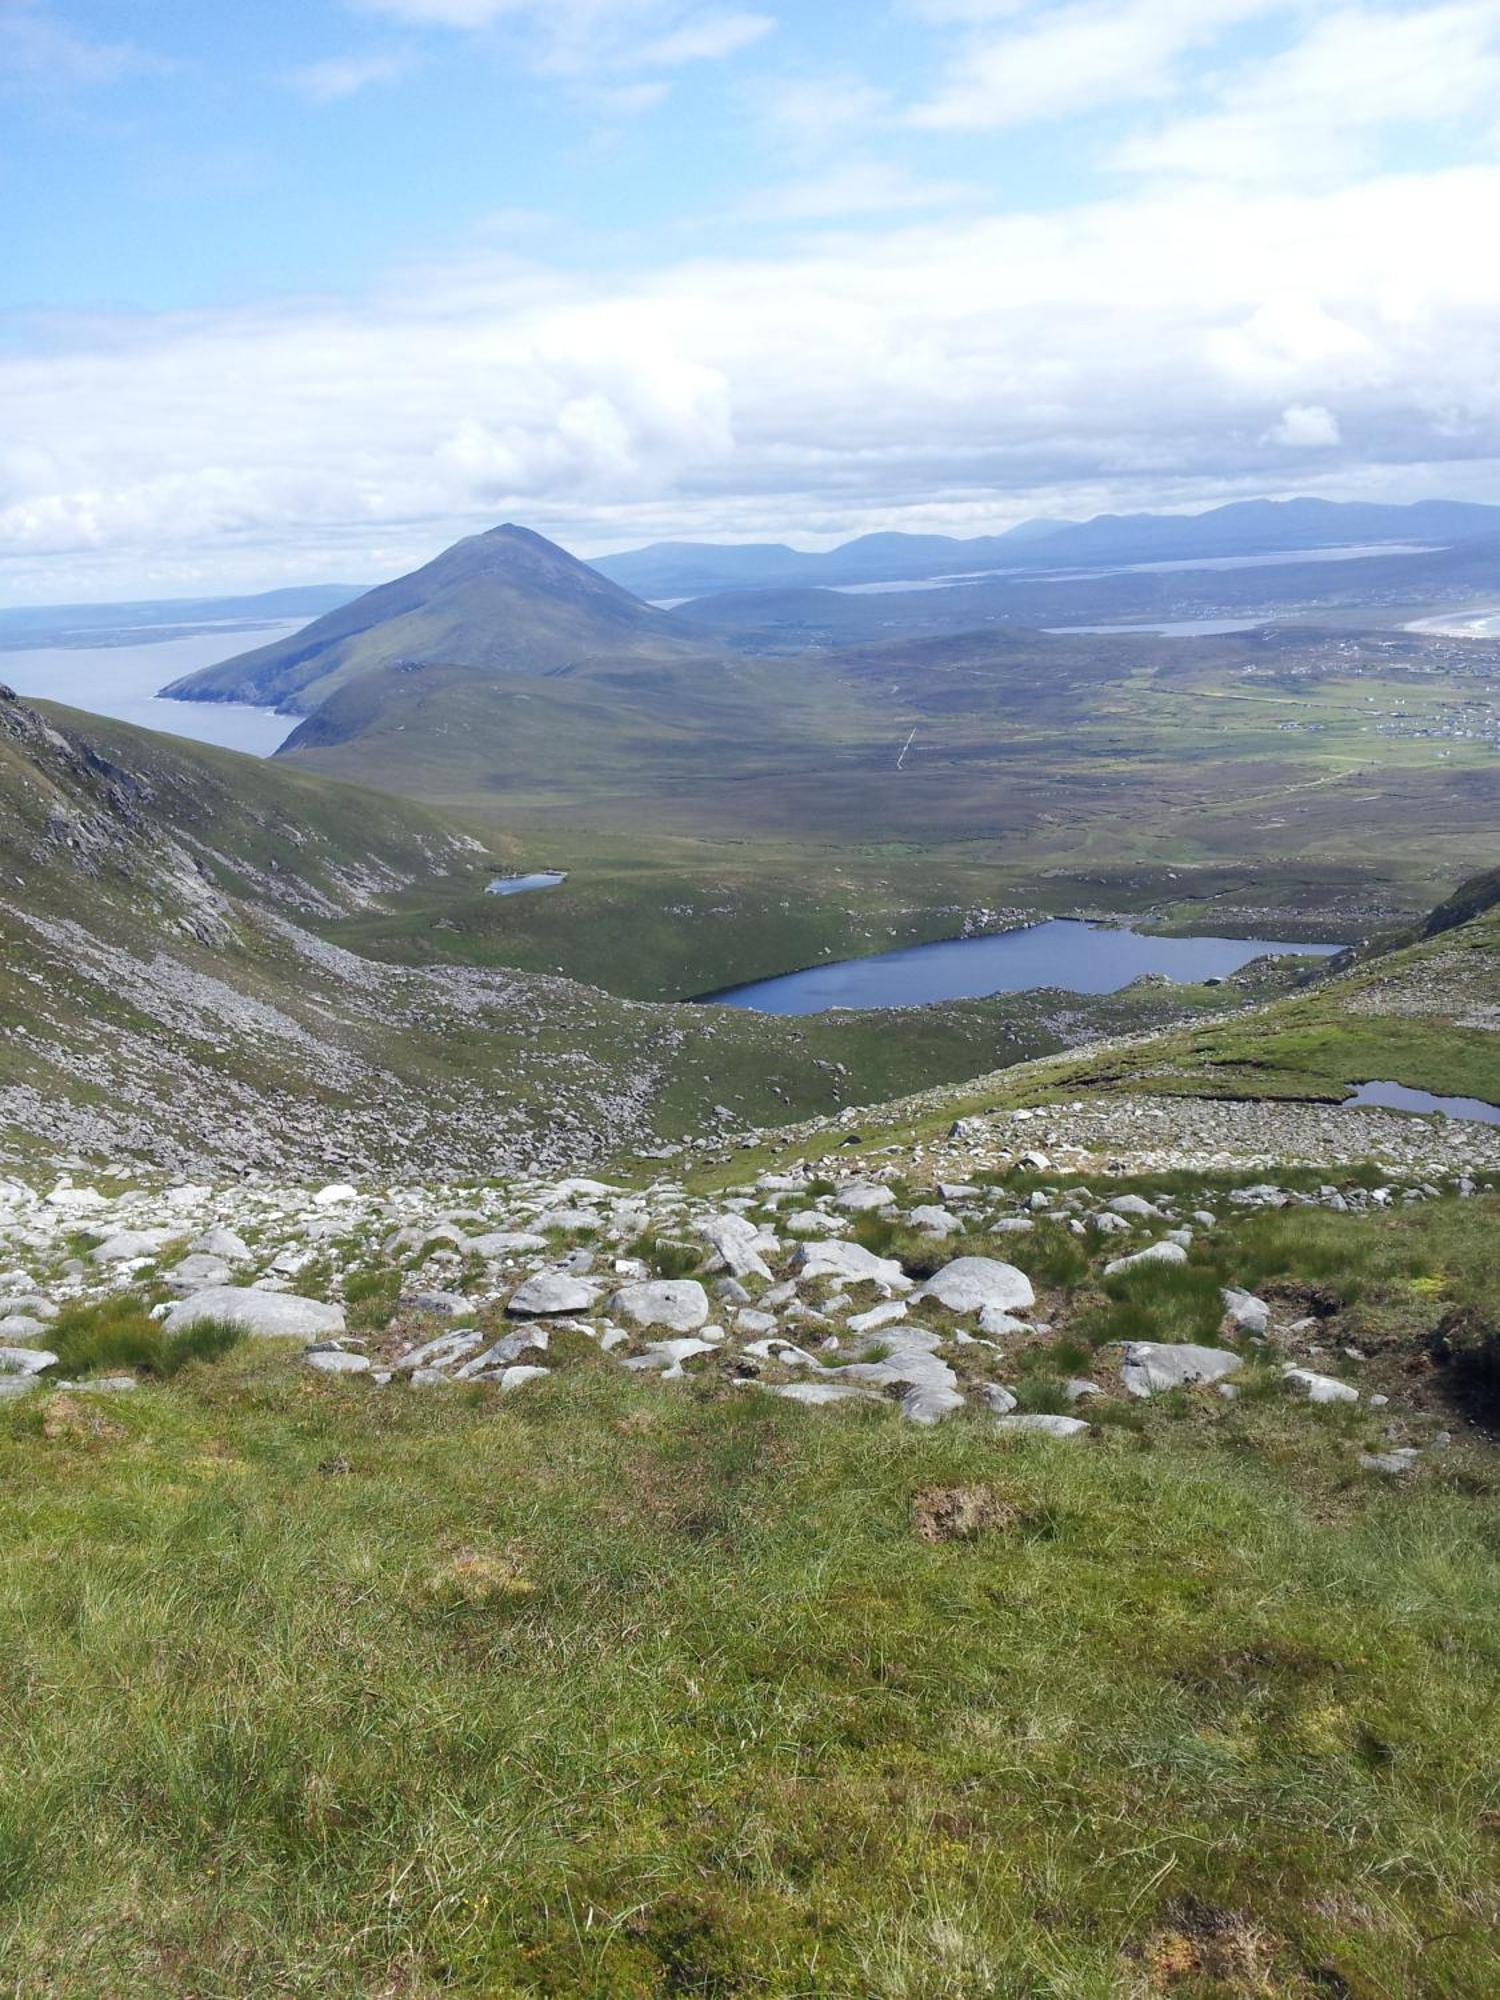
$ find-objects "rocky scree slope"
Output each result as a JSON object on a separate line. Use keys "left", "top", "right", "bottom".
{"left": 5, "top": 1092, "right": 1497, "bottom": 1466}
{"left": 0, "top": 689, "right": 694, "bottom": 1178}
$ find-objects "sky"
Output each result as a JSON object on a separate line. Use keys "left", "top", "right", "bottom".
{"left": 4, "top": 0, "right": 1500, "bottom": 602}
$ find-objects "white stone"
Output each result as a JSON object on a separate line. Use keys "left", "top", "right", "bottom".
{"left": 994, "top": 1414, "right": 1089, "bottom": 1438}
{"left": 312, "top": 1184, "right": 359, "bottom": 1206}
{"left": 163, "top": 1288, "right": 345, "bottom": 1343}
{"left": 794, "top": 1241, "right": 912, "bottom": 1291}
{"left": 1283, "top": 1366, "right": 1358, "bottom": 1405}
{"left": 916, "top": 1257, "right": 1034, "bottom": 1317}
{"left": 507, "top": 1272, "right": 601, "bottom": 1318}
{"left": 1120, "top": 1342, "right": 1242, "bottom": 1398}
{"left": 305, "top": 1350, "right": 371, "bottom": 1375}
{"left": 1104, "top": 1241, "right": 1188, "bottom": 1277}
{"left": 610, "top": 1280, "right": 711, "bottom": 1333}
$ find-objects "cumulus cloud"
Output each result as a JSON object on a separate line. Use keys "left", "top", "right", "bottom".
{"left": 1265, "top": 403, "right": 1342, "bottom": 449}
{"left": 7, "top": 166, "right": 1500, "bottom": 597}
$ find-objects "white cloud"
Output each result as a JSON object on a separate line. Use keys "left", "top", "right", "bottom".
{"left": 908, "top": 0, "right": 1278, "bottom": 131}
{"left": 1117, "top": 3, "right": 1500, "bottom": 184}
{"left": 285, "top": 50, "right": 415, "bottom": 103}
{"left": 353, "top": 0, "right": 774, "bottom": 79}
{"left": 0, "top": 0, "right": 166, "bottom": 92}
{"left": 1265, "top": 403, "right": 1342, "bottom": 448}
{"left": 747, "top": 160, "right": 978, "bottom": 221}
{"left": 8, "top": 166, "right": 1500, "bottom": 598}
{"left": 635, "top": 10, "right": 774, "bottom": 66}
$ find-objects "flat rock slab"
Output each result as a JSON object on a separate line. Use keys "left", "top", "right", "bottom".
{"left": 507, "top": 1272, "right": 601, "bottom": 1318}
{"left": 994, "top": 1413, "right": 1090, "bottom": 1439}
{"left": 916, "top": 1257, "right": 1035, "bottom": 1316}
{"left": 305, "top": 1350, "right": 371, "bottom": 1376}
{"left": 164, "top": 1288, "right": 346, "bottom": 1343}
{"left": 611, "top": 1280, "right": 711, "bottom": 1333}
{"left": 795, "top": 1241, "right": 912, "bottom": 1290}
{"left": 771, "top": 1381, "right": 882, "bottom": 1406}
{"left": 1120, "top": 1341, "right": 1242, "bottom": 1398}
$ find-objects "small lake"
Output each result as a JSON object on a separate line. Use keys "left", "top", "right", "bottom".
{"left": 486, "top": 872, "right": 568, "bottom": 897}
{"left": 704, "top": 919, "right": 1343, "bottom": 1015}
{"left": 0, "top": 624, "right": 307, "bottom": 757}
{"left": 1346, "top": 1080, "right": 1500, "bottom": 1126}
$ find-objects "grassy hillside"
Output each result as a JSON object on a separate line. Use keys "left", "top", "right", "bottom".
{"left": 3, "top": 1140, "right": 1499, "bottom": 1995}
{"left": 4, "top": 689, "right": 1303, "bottom": 1175}
{"left": 162, "top": 525, "right": 705, "bottom": 715}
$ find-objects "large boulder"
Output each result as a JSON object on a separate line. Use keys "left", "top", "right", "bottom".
{"left": 91, "top": 1230, "right": 172, "bottom": 1264}
{"left": 610, "top": 1281, "right": 711, "bottom": 1333}
{"left": 916, "top": 1257, "right": 1034, "bottom": 1317}
{"left": 794, "top": 1241, "right": 911, "bottom": 1290}
{"left": 1120, "top": 1341, "right": 1241, "bottom": 1398}
{"left": 507, "top": 1272, "right": 601, "bottom": 1318}
{"left": 163, "top": 1287, "right": 345, "bottom": 1342}
{"left": 699, "top": 1213, "right": 772, "bottom": 1281}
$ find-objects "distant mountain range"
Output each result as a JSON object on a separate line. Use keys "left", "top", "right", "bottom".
{"left": 592, "top": 497, "right": 1500, "bottom": 600}
{"left": 0, "top": 583, "right": 365, "bottom": 652}
{"left": 162, "top": 524, "right": 704, "bottom": 713}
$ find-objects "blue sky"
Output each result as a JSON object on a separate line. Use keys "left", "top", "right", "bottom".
{"left": 5, "top": 0, "right": 1500, "bottom": 600}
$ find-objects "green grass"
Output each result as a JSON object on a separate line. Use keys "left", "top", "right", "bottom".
{"left": 3, "top": 1343, "right": 1500, "bottom": 1996}
{"left": 46, "top": 1294, "right": 247, "bottom": 1380}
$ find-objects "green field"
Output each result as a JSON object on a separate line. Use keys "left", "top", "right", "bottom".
{"left": 3, "top": 1189, "right": 1499, "bottom": 1997}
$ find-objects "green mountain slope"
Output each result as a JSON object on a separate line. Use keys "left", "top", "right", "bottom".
{"left": 7, "top": 687, "right": 1288, "bottom": 1176}
{"left": 160, "top": 524, "right": 704, "bottom": 715}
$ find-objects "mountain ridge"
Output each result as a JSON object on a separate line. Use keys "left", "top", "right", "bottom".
{"left": 161, "top": 523, "right": 706, "bottom": 716}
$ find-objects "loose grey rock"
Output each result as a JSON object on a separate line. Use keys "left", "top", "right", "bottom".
{"left": 1283, "top": 1366, "right": 1359, "bottom": 1405}
{"left": 0, "top": 1345, "right": 58, "bottom": 1375}
{"left": 794, "top": 1241, "right": 912, "bottom": 1291}
{"left": 1120, "top": 1341, "right": 1242, "bottom": 1398}
{"left": 771, "top": 1380, "right": 882, "bottom": 1406}
{"left": 1104, "top": 1240, "right": 1188, "bottom": 1276}
{"left": 900, "top": 1381, "right": 967, "bottom": 1424}
{"left": 994, "top": 1413, "right": 1089, "bottom": 1438}
{"left": 507, "top": 1272, "right": 601, "bottom": 1318}
{"left": 700, "top": 1213, "right": 772, "bottom": 1280}
{"left": 165, "top": 1254, "right": 232, "bottom": 1293}
{"left": 498, "top": 1365, "right": 550, "bottom": 1392}
{"left": 191, "top": 1227, "right": 252, "bottom": 1262}
{"left": 1222, "top": 1287, "right": 1269, "bottom": 1334}
{"left": 908, "top": 1205, "right": 960, "bottom": 1237}
{"left": 305, "top": 1350, "right": 371, "bottom": 1376}
{"left": 611, "top": 1280, "right": 711, "bottom": 1333}
{"left": 91, "top": 1230, "right": 172, "bottom": 1264}
{"left": 916, "top": 1257, "right": 1035, "bottom": 1317}
{"left": 164, "top": 1288, "right": 346, "bottom": 1343}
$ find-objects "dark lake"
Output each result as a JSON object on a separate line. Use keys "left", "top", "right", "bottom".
{"left": 0, "top": 625, "right": 306, "bottom": 756}
{"left": 704, "top": 919, "right": 1343, "bottom": 1015}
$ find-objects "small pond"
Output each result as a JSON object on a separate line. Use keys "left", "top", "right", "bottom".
{"left": 703, "top": 918, "right": 1343, "bottom": 1015}
{"left": 486, "top": 871, "right": 568, "bottom": 897}
{"left": 1345, "top": 1080, "right": 1500, "bottom": 1127}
